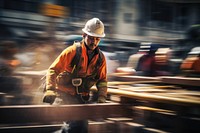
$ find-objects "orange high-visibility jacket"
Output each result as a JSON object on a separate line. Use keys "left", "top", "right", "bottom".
{"left": 46, "top": 41, "right": 107, "bottom": 97}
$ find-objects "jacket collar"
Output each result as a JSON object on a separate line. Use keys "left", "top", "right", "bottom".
{"left": 82, "top": 41, "right": 100, "bottom": 55}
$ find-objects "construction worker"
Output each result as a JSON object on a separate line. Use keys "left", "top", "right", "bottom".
{"left": 136, "top": 43, "right": 159, "bottom": 76}
{"left": 43, "top": 18, "right": 107, "bottom": 133}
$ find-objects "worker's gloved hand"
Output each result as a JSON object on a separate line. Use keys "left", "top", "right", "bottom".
{"left": 43, "top": 90, "right": 57, "bottom": 104}
{"left": 97, "top": 96, "right": 106, "bottom": 103}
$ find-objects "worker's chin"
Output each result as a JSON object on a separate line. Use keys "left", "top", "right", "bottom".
{"left": 88, "top": 44, "right": 97, "bottom": 50}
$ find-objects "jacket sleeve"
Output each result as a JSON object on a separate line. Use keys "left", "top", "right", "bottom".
{"left": 46, "top": 46, "right": 75, "bottom": 90}
{"left": 96, "top": 53, "right": 108, "bottom": 98}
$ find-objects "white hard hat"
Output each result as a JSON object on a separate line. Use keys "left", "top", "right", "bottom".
{"left": 82, "top": 18, "right": 105, "bottom": 38}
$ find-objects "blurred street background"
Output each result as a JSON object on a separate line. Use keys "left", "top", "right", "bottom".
{"left": 0, "top": 0, "right": 200, "bottom": 133}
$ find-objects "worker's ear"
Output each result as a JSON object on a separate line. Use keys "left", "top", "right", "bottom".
{"left": 82, "top": 33, "right": 87, "bottom": 38}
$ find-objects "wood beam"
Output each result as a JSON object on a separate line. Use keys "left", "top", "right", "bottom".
{"left": 161, "top": 76, "right": 200, "bottom": 87}
{"left": 0, "top": 103, "right": 131, "bottom": 124}
{"left": 108, "top": 89, "right": 200, "bottom": 106}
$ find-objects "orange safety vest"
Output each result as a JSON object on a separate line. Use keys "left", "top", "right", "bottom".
{"left": 46, "top": 41, "right": 107, "bottom": 96}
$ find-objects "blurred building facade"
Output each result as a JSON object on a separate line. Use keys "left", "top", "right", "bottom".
{"left": 0, "top": 0, "right": 200, "bottom": 44}
{"left": 113, "top": 0, "right": 200, "bottom": 43}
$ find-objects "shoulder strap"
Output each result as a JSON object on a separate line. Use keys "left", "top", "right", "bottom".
{"left": 71, "top": 43, "right": 103, "bottom": 77}
{"left": 92, "top": 50, "right": 103, "bottom": 78}
{"left": 96, "top": 50, "right": 103, "bottom": 68}
{"left": 71, "top": 42, "right": 82, "bottom": 76}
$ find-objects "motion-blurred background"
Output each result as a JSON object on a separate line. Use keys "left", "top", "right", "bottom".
{"left": 0, "top": 0, "right": 200, "bottom": 105}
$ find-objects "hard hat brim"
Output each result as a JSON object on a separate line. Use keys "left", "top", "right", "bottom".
{"left": 82, "top": 28, "right": 105, "bottom": 38}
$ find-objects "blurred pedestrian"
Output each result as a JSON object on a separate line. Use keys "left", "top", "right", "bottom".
{"left": 136, "top": 44, "right": 159, "bottom": 76}
{"left": 43, "top": 18, "right": 108, "bottom": 133}
{"left": 0, "top": 40, "right": 20, "bottom": 76}
{"left": 0, "top": 40, "right": 22, "bottom": 97}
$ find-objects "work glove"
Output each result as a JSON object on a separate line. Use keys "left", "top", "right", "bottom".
{"left": 97, "top": 96, "right": 106, "bottom": 103}
{"left": 43, "top": 90, "right": 57, "bottom": 104}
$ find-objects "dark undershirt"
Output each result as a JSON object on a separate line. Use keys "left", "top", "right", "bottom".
{"left": 84, "top": 43, "right": 98, "bottom": 63}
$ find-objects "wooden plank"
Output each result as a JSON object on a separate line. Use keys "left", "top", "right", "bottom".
{"left": 110, "top": 75, "right": 160, "bottom": 82}
{"left": 167, "top": 90, "right": 200, "bottom": 96}
{"left": 110, "top": 75, "right": 200, "bottom": 87}
{"left": 0, "top": 124, "right": 62, "bottom": 133}
{"left": 133, "top": 106, "right": 175, "bottom": 115}
{"left": 153, "top": 92, "right": 200, "bottom": 101}
{"left": 108, "top": 88, "right": 200, "bottom": 106}
{"left": 161, "top": 76, "right": 200, "bottom": 87}
{"left": 0, "top": 121, "right": 111, "bottom": 133}
{"left": 108, "top": 81, "right": 161, "bottom": 85}
{"left": 116, "top": 85, "right": 178, "bottom": 92}
{"left": 119, "top": 87, "right": 171, "bottom": 93}
{"left": 0, "top": 103, "right": 131, "bottom": 124}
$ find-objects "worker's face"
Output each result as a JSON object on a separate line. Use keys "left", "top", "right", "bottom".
{"left": 83, "top": 34, "right": 101, "bottom": 50}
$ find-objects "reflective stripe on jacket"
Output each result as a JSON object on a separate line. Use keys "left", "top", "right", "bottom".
{"left": 46, "top": 41, "right": 107, "bottom": 97}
